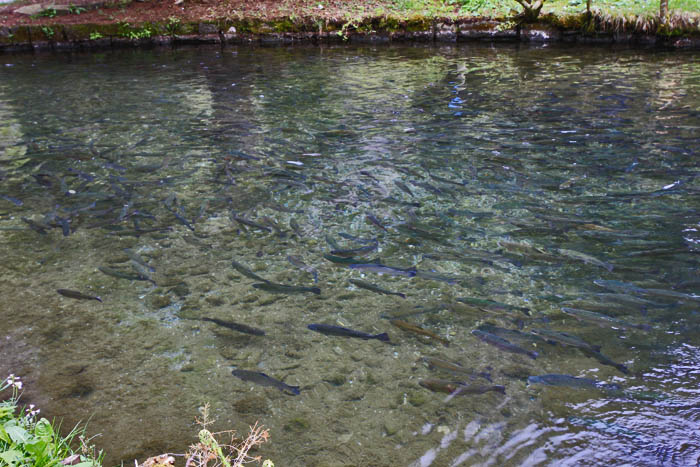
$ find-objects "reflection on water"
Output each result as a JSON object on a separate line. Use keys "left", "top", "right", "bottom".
{"left": 0, "top": 43, "right": 698, "bottom": 466}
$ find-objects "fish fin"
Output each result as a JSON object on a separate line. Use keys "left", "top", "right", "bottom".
{"left": 398, "top": 292, "right": 407, "bottom": 299}
{"left": 375, "top": 333, "right": 390, "bottom": 342}
{"left": 288, "top": 385, "right": 301, "bottom": 396}
{"left": 95, "top": 297, "right": 103, "bottom": 302}
{"left": 311, "top": 287, "right": 321, "bottom": 295}
{"left": 495, "top": 385, "right": 506, "bottom": 395}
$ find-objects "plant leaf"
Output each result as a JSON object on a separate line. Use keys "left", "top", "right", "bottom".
{"left": 35, "top": 418, "right": 54, "bottom": 440}
{"left": 0, "top": 448, "right": 24, "bottom": 465}
{"left": 6, "top": 424, "right": 30, "bottom": 443}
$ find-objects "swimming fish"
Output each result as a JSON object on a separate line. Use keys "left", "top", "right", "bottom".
{"left": 252, "top": 282, "right": 320, "bottom": 295}
{"left": 349, "top": 263, "right": 417, "bottom": 277}
{"left": 419, "top": 379, "right": 505, "bottom": 395}
{"left": 231, "top": 369, "right": 300, "bottom": 395}
{"left": 200, "top": 317, "right": 265, "bottom": 336}
{"left": 349, "top": 279, "right": 405, "bottom": 298}
{"left": 390, "top": 320, "right": 449, "bottom": 346}
{"left": 307, "top": 324, "right": 389, "bottom": 341}
{"left": 472, "top": 330, "right": 537, "bottom": 359}
{"left": 57, "top": 289, "right": 102, "bottom": 302}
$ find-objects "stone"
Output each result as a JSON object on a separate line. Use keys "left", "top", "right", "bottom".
{"left": 198, "top": 22, "right": 217, "bottom": 35}
{"left": 14, "top": 4, "right": 44, "bottom": 15}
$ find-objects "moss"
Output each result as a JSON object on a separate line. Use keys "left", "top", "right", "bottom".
{"left": 407, "top": 390, "right": 427, "bottom": 407}
{"left": 324, "top": 374, "right": 346, "bottom": 386}
{"left": 404, "top": 15, "right": 432, "bottom": 32}
{"left": 283, "top": 417, "right": 310, "bottom": 432}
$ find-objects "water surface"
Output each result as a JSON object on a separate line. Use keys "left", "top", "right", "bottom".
{"left": 0, "top": 43, "right": 698, "bottom": 466}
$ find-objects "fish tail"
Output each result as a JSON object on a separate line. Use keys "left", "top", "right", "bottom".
{"left": 397, "top": 292, "right": 407, "bottom": 299}
{"left": 528, "top": 350, "right": 538, "bottom": 359}
{"left": 494, "top": 385, "right": 506, "bottom": 394}
{"left": 374, "top": 333, "right": 390, "bottom": 342}
{"left": 288, "top": 385, "right": 301, "bottom": 395}
{"left": 593, "top": 345, "right": 602, "bottom": 352}
{"left": 310, "top": 287, "right": 321, "bottom": 295}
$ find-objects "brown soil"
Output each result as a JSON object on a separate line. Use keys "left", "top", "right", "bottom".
{"left": 0, "top": 0, "right": 435, "bottom": 28}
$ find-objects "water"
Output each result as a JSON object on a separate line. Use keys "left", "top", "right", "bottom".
{"left": 0, "top": 43, "right": 698, "bottom": 466}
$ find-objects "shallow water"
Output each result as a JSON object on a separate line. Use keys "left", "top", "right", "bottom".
{"left": 0, "top": 43, "right": 698, "bottom": 466}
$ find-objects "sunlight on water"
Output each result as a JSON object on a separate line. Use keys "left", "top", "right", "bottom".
{"left": 0, "top": 43, "right": 698, "bottom": 466}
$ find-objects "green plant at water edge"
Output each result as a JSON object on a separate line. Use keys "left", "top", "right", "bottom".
{"left": 41, "top": 26, "right": 54, "bottom": 38}
{"left": 118, "top": 21, "right": 154, "bottom": 39}
{"left": 512, "top": 0, "right": 546, "bottom": 21}
{"left": 181, "top": 403, "right": 272, "bottom": 467}
{"left": 165, "top": 16, "right": 181, "bottom": 35}
{"left": 37, "top": 7, "right": 57, "bottom": 17}
{"left": 0, "top": 374, "right": 103, "bottom": 467}
{"left": 89, "top": 31, "right": 104, "bottom": 40}
{"left": 69, "top": 4, "right": 87, "bottom": 15}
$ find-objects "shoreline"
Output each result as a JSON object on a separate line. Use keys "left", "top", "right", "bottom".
{"left": 1, "top": 14, "right": 699, "bottom": 52}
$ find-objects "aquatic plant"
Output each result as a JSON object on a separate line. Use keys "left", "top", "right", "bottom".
{"left": 183, "top": 403, "right": 272, "bottom": 467}
{"left": 0, "top": 374, "right": 103, "bottom": 467}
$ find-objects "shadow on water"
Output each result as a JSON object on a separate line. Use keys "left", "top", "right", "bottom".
{"left": 0, "top": 43, "right": 698, "bottom": 466}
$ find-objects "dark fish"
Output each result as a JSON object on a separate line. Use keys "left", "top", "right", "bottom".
{"left": 471, "top": 330, "right": 538, "bottom": 359}
{"left": 124, "top": 248, "right": 155, "bottom": 272}
{"left": 21, "top": 217, "right": 48, "bottom": 235}
{"left": 366, "top": 213, "right": 389, "bottom": 232}
{"left": 528, "top": 374, "right": 612, "bottom": 390}
{"left": 98, "top": 266, "right": 153, "bottom": 283}
{"left": 287, "top": 255, "right": 318, "bottom": 283}
{"left": 423, "top": 357, "right": 492, "bottom": 382}
{"left": 530, "top": 328, "right": 601, "bottom": 353}
{"left": 231, "top": 369, "right": 300, "bottom": 395}
{"left": 252, "top": 282, "right": 320, "bottom": 295}
{"left": 307, "top": 324, "right": 389, "bottom": 341}
{"left": 457, "top": 297, "right": 531, "bottom": 316}
{"left": 579, "top": 348, "right": 629, "bottom": 374}
{"left": 233, "top": 215, "right": 272, "bottom": 233}
{"left": 349, "top": 279, "right": 405, "bottom": 298}
{"left": 419, "top": 379, "right": 505, "bottom": 395}
{"left": 57, "top": 289, "right": 102, "bottom": 302}
{"left": 394, "top": 180, "right": 415, "bottom": 197}
{"left": 561, "top": 307, "right": 651, "bottom": 331}
{"left": 349, "top": 263, "right": 417, "bottom": 277}
{"left": 231, "top": 259, "right": 269, "bottom": 283}
{"left": 330, "top": 240, "right": 378, "bottom": 258}
{"left": 390, "top": 319, "right": 449, "bottom": 346}
{"left": 0, "top": 194, "right": 23, "bottom": 206}
{"left": 338, "top": 232, "right": 376, "bottom": 244}
{"left": 200, "top": 317, "right": 265, "bottom": 336}
{"left": 324, "top": 254, "right": 382, "bottom": 265}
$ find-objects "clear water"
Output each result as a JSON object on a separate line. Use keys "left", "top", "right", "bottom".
{"left": 0, "top": 43, "right": 698, "bottom": 466}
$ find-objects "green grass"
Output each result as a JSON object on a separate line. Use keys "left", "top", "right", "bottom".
{"left": 1, "top": 375, "right": 103, "bottom": 467}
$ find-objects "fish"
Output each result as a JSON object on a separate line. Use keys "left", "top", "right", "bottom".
{"left": 287, "top": 255, "right": 318, "bottom": 283}
{"left": 307, "top": 324, "right": 389, "bottom": 341}
{"left": 556, "top": 248, "right": 614, "bottom": 272}
{"left": 200, "top": 317, "right": 265, "bottom": 336}
{"left": 231, "top": 369, "right": 300, "bottom": 395}
{"left": 98, "top": 266, "right": 153, "bottom": 283}
{"left": 394, "top": 180, "right": 415, "bottom": 197}
{"left": 323, "top": 254, "right": 382, "bottom": 265}
{"left": 366, "top": 213, "right": 389, "bottom": 232}
{"left": 232, "top": 215, "right": 272, "bottom": 233}
{"left": 390, "top": 319, "right": 449, "bottom": 346}
{"left": 528, "top": 374, "right": 618, "bottom": 390}
{"left": 252, "top": 282, "right": 320, "bottom": 295}
{"left": 57, "top": 289, "right": 102, "bottom": 302}
{"left": 422, "top": 357, "right": 492, "bottom": 382}
{"left": 231, "top": 259, "right": 269, "bottom": 283}
{"left": 471, "top": 330, "right": 538, "bottom": 359}
{"left": 349, "top": 263, "right": 417, "bottom": 277}
{"left": 349, "top": 279, "right": 405, "bottom": 298}
{"left": 130, "top": 262, "right": 157, "bottom": 285}
{"left": 330, "top": 240, "right": 379, "bottom": 258}
{"left": 418, "top": 379, "right": 505, "bottom": 395}
{"left": 579, "top": 348, "right": 629, "bottom": 374}
{"left": 477, "top": 324, "right": 549, "bottom": 346}
{"left": 530, "top": 328, "right": 601, "bottom": 353}
{"left": 0, "top": 194, "right": 23, "bottom": 206}
{"left": 561, "top": 307, "right": 651, "bottom": 331}
{"left": 21, "top": 217, "right": 48, "bottom": 235}
{"left": 457, "top": 297, "right": 531, "bottom": 316}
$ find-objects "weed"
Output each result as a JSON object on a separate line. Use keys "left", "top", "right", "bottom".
{"left": 41, "top": 26, "right": 54, "bottom": 38}
{"left": 69, "top": 4, "right": 87, "bottom": 15}
{"left": 89, "top": 31, "right": 104, "bottom": 39}
{"left": 165, "top": 16, "right": 181, "bottom": 35}
{"left": 0, "top": 374, "right": 103, "bottom": 466}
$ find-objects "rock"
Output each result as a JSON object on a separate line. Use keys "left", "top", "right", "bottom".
{"left": 407, "top": 391, "right": 427, "bottom": 407}
{"left": 383, "top": 420, "right": 399, "bottom": 436}
{"left": 15, "top": 4, "right": 44, "bottom": 15}
{"left": 198, "top": 22, "right": 217, "bottom": 35}
{"left": 233, "top": 395, "right": 269, "bottom": 414}
{"left": 147, "top": 294, "right": 171, "bottom": 309}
